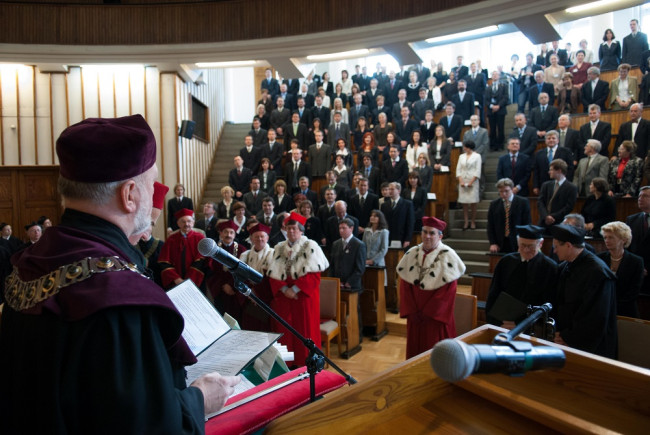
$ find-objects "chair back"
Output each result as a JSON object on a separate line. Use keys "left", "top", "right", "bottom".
{"left": 320, "top": 277, "right": 341, "bottom": 322}
{"left": 617, "top": 316, "right": 650, "bottom": 369}
{"left": 454, "top": 293, "right": 477, "bottom": 336}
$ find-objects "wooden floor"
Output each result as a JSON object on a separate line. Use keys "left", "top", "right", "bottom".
{"left": 324, "top": 284, "right": 473, "bottom": 382}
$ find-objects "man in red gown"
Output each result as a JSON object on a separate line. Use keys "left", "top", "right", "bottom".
{"left": 397, "top": 216, "right": 466, "bottom": 359}
{"left": 267, "top": 212, "right": 329, "bottom": 367}
{"left": 158, "top": 208, "right": 207, "bottom": 290}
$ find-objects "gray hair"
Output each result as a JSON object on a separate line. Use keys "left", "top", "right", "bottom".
{"left": 586, "top": 139, "right": 602, "bottom": 153}
{"left": 58, "top": 174, "right": 147, "bottom": 205}
{"left": 545, "top": 130, "right": 559, "bottom": 140}
{"left": 495, "top": 178, "right": 514, "bottom": 189}
{"left": 587, "top": 66, "right": 600, "bottom": 76}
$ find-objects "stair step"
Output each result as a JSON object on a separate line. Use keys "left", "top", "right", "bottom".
{"left": 454, "top": 250, "right": 490, "bottom": 263}
{"left": 443, "top": 238, "right": 490, "bottom": 251}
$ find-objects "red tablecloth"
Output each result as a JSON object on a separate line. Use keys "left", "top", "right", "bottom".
{"left": 206, "top": 369, "right": 348, "bottom": 434}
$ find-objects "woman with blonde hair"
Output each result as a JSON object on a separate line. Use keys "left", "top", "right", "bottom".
{"left": 217, "top": 185, "right": 235, "bottom": 219}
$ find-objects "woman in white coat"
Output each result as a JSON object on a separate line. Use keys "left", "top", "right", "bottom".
{"left": 456, "top": 140, "right": 481, "bottom": 230}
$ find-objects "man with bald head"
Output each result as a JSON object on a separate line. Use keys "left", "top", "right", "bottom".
{"left": 325, "top": 200, "right": 359, "bottom": 248}
{"left": 616, "top": 103, "right": 649, "bottom": 159}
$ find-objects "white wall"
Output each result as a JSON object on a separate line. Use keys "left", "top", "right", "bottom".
{"left": 224, "top": 67, "right": 255, "bottom": 123}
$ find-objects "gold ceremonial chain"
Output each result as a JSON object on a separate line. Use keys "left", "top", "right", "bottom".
{"left": 4, "top": 256, "right": 147, "bottom": 312}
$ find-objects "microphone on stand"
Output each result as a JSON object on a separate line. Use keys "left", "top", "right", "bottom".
{"left": 430, "top": 338, "right": 565, "bottom": 383}
{"left": 197, "top": 237, "right": 263, "bottom": 284}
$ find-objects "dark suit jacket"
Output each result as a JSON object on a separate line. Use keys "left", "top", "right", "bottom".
{"left": 325, "top": 214, "right": 359, "bottom": 247}
{"left": 317, "top": 203, "right": 336, "bottom": 233}
{"left": 249, "top": 128, "right": 268, "bottom": 147}
{"left": 428, "top": 140, "right": 452, "bottom": 167}
{"left": 348, "top": 193, "right": 379, "bottom": 228}
{"left": 276, "top": 92, "right": 295, "bottom": 111}
{"left": 167, "top": 197, "right": 194, "bottom": 231}
{"left": 260, "top": 141, "right": 284, "bottom": 175}
{"left": 439, "top": 114, "right": 463, "bottom": 141}
{"left": 496, "top": 153, "right": 532, "bottom": 196}
{"left": 450, "top": 92, "right": 476, "bottom": 122}
{"left": 361, "top": 166, "right": 382, "bottom": 194}
{"left": 194, "top": 216, "right": 218, "bottom": 240}
{"left": 546, "top": 49, "right": 568, "bottom": 66}
{"left": 319, "top": 184, "right": 347, "bottom": 204}
{"left": 579, "top": 121, "right": 612, "bottom": 158}
{"left": 510, "top": 125, "right": 540, "bottom": 157}
{"left": 257, "top": 170, "right": 277, "bottom": 193}
{"left": 581, "top": 79, "right": 610, "bottom": 112}
{"left": 537, "top": 179, "right": 578, "bottom": 227}
{"left": 296, "top": 106, "right": 313, "bottom": 125}
{"left": 559, "top": 128, "right": 581, "bottom": 162}
{"left": 283, "top": 78, "right": 300, "bottom": 96}
{"left": 327, "top": 122, "right": 351, "bottom": 147}
{"left": 597, "top": 250, "right": 644, "bottom": 317}
{"left": 349, "top": 104, "right": 371, "bottom": 130}
{"left": 239, "top": 146, "right": 262, "bottom": 173}
{"left": 393, "top": 118, "right": 419, "bottom": 143}
{"left": 272, "top": 194, "right": 292, "bottom": 214}
{"left": 626, "top": 211, "right": 650, "bottom": 294}
{"left": 380, "top": 197, "right": 415, "bottom": 244}
{"left": 229, "top": 167, "right": 253, "bottom": 197}
{"left": 484, "top": 82, "right": 509, "bottom": 115}
{"left": 330, "top": 236, "right": 366, "bottom": 290}
{"left": 311, "top": 106, "right": 331, "bottom": 128}
{"left": 283, "top": 122, "right": 309, "bottom": 151}
{"left": 616, "top": 118, "right": 650, "bottom": 159}
{"left": 420, "top": 122, "right": 437, "bottom": 143}
{"left": 255, "top": 210, "right": 281, "bottom": 236}
{"left": 412, "top": 99, "right": 436, "bottom": 124}
{"left": 261, "top": 77, "right": 280, "bottom": 97}
{"left": 465, "top": 74, "right": 487, "bottom": 103}
{"left": 529, "top": 83, "right": 555, "bottom": 108}
{"left": 401, "top": 187, "right": 427, "bottom": 223}
{"left": 487, "top": 195, "right": 532, "bottom": 251}
{"left": 391, "top": 100, "right": 412, "bottom": 123}
{"left": 451, "top": 65, "right": 469, "bottom": 80}
{"left": 365, "top": 88, "right": 384, "bottom": 113}
{"left": 533, "top": 146, "right": 574, "bottom": 188}
{"left": 380, "top": 158, "right": 409, "bottom": 186}
{"left": 622, "top": 31, "right": 649, "bottom": 65}
{"left": 383, "top": 80, "right": 404, "bottom": 107}
{"left": 269, "top": 108, "right": 291, "bottom": 130}
{"left": 242, "top": 191, "right": 267, "bottom": 215}
{"left": 372, "top": 106, "right": 392, "bottom": 124}
{"left": 529, "top": 105, "right": 559, "bottom": 133}
{"left": 284, "top": 161, "right": 311, "bottom": 191}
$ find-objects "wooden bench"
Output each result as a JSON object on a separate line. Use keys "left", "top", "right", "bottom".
{"left": 360, "top": 266, "right": 388, "bottom": 341}
{"left": 339, "top": 288, "right": 362, "bottom": 359}
{"left": 470, "top": 271, "right": 492, "bottom": 326}
{"left": 384, "top": 247, "right": 404, "bottom": 313}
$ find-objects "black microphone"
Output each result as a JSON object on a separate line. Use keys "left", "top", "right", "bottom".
{"left": 430, "top": 339, "right": 565, "bottom": 383}
{"left": 197, "top": 238, "right": 263, "bottom": 284}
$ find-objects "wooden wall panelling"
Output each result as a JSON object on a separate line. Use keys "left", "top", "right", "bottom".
{"left": 67, "top": 67, "right": 83, "bottom": 125}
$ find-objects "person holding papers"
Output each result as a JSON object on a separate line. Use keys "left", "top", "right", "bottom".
{"left": 207, "top": 220, "right": 248, "bottom": 323}
{"left": 0, "top": 115, "right": 239, "bottom": 433}
{"left": 239, "top": 223, "right": 274, "bottom": 331}
{"left": 267, "top": 212, "right": 329, "bottom": 367}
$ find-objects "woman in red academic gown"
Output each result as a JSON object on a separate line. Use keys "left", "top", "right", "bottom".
{"left": 267, "top": 212, "right": 329, "bottom": 366}
{"left": 397, "top": 216, "right": 466, "bottom": 359}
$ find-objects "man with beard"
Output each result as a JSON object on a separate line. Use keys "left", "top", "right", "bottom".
{"left": 239, "top": 223, "right": 274, "bottom": 331}
{"left": 0, "top": 115, "right": 238, "bottom": 433}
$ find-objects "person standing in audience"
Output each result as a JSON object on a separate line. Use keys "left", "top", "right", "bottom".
{"left": 544, "top": 54, "right": 565, "bottom": 94}
{"left": 575, "top": 140, "right": 609, "bottom": 196}
{"left": 532, "top": 131, "right": 574, "bottom": 194}
{"left": 616, "top": 103, "right": 649, "bottom": 160}
{"left": 556, "top": 114, "right": 580, "bottom": 165}
{"left": 240, "top": 134, "right": 262, "bottom": 173}
{"left": 530, "top": 93, "right": 559, "bottom": 139}
{"left": 581, "top": 67, "right": 610, "bottom": 113}
{"left": 317, "top": 187, "right": 337, "bottom": 235}
{"left": 412, "top": 87, "right": 435, "bottom": 126}
{"left": 257, "top": 157, "right": 277, "bottom": 194}
{"left": 581, "top": 177, "right": 616, "bottom": 237}
{"left": 509, "top": 113, "right": 539, "bottom": 158}
{"left": 622, "top": 19, "right": 649, "bottom": 66}
{"left": 261, "top": 67, "right": 280, "bottom": 98}
{"left": 609, "top": 63, "right": 638, "bottom": 111}
{"left": 330, "top": 218, "right": 367, "bottom": 292}
{"left": 414, "top": 152, "right": 434, "bottom": 193}
{"left": 242, "top": 176, "right": 267, "bottom": 216}
{"left": 403, "top": 171, "right": 428, "bottom": 231}
{"left": 349, "top": 177, "right": 379, "bottom": 230}
{"left": 228, "top": 155, "right": 252, "bottom": 201}
{"left": 159, "top": 209, "right": 206, "bottom": 290}
{"left": 405, "top": 130, "right": 428, "bottom": 171}
{"left": 283, "top": 111, "right": 308, "bottom": 151}
{"left": 537, "top": 159, "right": 578, "bottom": 233}
{"left": 599, "top": 29, "right": 621, "bottom": 71}
{"left": 439, "top": 102, "right": 463, "bottom": 143}
{"left": 166, "top": 183, "right": 193, "bottom": 233}
{"left": 349, "top": 93, "right": 370, "bottom": 132}
{"left": 497, "top": 137, "right": 531, "bottom": 197}
{"left": 557, "top": 73, "right": 581, "bottom": 114}
{"left": 428, "top": 124, "right": 452, "bottom": 172}
{"left": 626, "top": 186, "right": 650, "bottom": 295}
{"left": 0, "top": 223, "right": 22, "bottom": 254}
{"left": 517, "top": 53, "right": 543, "bottom": 113}
{"left": 450, "top": 79, "right": 475, "bottom": 123}
{"left": 529, "top": 70, "right": 555, "bottom": 109}
{"left": 381, "top": 182, "right": 415, "bottom": 249}
{"left": 362, "top": 209, "right": 389, "bottom": 267}
{"left": 256, "top": 99, "right": 272, "bottom": 130}
{"left": 397, "top": 216, "right": 465, "bottom": 359}
{"left": 256, "top": 196, "right": 278, "bottom": 232}
{"left": 457, "top": 140, "right": 481, "bottom": 230}
{"left": 216, "top": 185, "right": 235, "bottom": 220}
{"left": 327, "top": 111, "right": 350, "bottom": 149}
{"left": 579, "top": 104, "right": 612, "bottom": 158}
{"left": 298, "top": 199, "right": 322, "bottom": 243}
{"left": 194, "top": 201, "right": 218, "bottom": 241}
{"left": 267, "top": 212, "right": 328, "bottom": 368}
{"left": 261, "top": 128, "right": 284, "bottom": 176}
{"left": 486, "top": 225, "right": 557, "bottom": 327}
{"left": 569, "top": 50, "right": 592, "bottom": 89}
{"left": 463, "top": 114, "right": 489, "bottom": 198}
{"left": 269, "top": 97, "right": 291, "bottom": 135}
{"left": 552, "top": 224, "right": 617, "bottom": 359}
{"left": 311, "top": 95, "right": 331, "bottom": 130}
{"left": 487, "top": 178, "right": 532, "bottom": 254}
{"left": 353, "top": 116, "right": 372, "bottom": 149}
{"left": 485, "top": 70, "right": 509, "bottom": 151}
{"left": 391, "top": 88, "right": 411, "bottom": 124}
{"left": 249, "top": 117, "right": 267, "bottom": 147}
{"left": 607, "top": 140, "right": 644, "bottom": 198}
{"left": 324, "top": 200, "right": 359, "bottom": 248}
{"left": 598, "top": 221, "right": 643, "bottom": 318}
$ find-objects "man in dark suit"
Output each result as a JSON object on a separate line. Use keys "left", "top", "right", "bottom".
{"left": 166, "top": 183, "right": 193, "bottom": 232}
{"left": 496, "top": 137, "right": 532, "bottom": 196}
{"left": 411, "top": 87, "right": 435, "bottom": 125}
{"left": 413, "top": 63, "right": 431, "bottom": 84}
{"left": 317, "top": 188, "right": 337, "bottom": 236}
{"left": 616, "top": 103, "right": 649, "bottom": 159}
{"left": 239, "top": 135, "right": 262, "bottom": 173}
{"left": 256, "top": 197, "right": 280, "bottom": 235}
{"left": 532, "top": 131, "right": 575, "bottom": 193}
{"left": 487, "top": 178, "right": 532, "bottom": 253}
{"left": 228, "top": 156, "right": 253, "bottom": 201}
{"left": 348, "top": 177, "right": 379, "bottom": 229}
{"left": 296, "top": 83, "right": 314, "bottom": 108}
{"left": 276, "top": 83, "right": 295, "bottom": 111}
{"left": 510, "top": 113, "right": 539, "bottom": 157}
{"left": 581, "top": 67, "right": 610, "bottom": 112}
{"left": 249, "top": 118, "right": 267, "bottom": 147}
{"left": 319, "top": 171, "right": 347, "bottom": 204}
{"left": 269, "top": 97, "right": 291, "bottom": 134}
{"left": 296, "top": 176, "right": 319, "bottom": 208}
{"left": 439, "top": 102, "right": 464, "bottom": 142}
{"left": 537, "top": 159, "right": 578, "bottom": 233}
{"left": 330, "top": 217, "right": 367, "bottom": 290}
{"left": 242, "top": 177, "right": 267, "bottom": 215}
{"left": 324, "top": 201, "right": 359, "bottom": 248}
{"left": 282, "top": 78, "right": 300, "bottom": 96}
{"left": 380, "top": 182, "right": 415, "bottom": 248}
{"left": 384, "top": 71, "right": 404, "bottom": 107}
{"left": 283, "top": 112, "right": 309, "bottom": 151}
{"left": 529, "top": 71, "right": 555, "bottom": 109}
{"left": 466, "top": 63, "right": 487, "bottom": 124}
{"left": 372, "top": 95, "right": 392, "bottom": 125}
{"left": 451, "top": 55, "right": 468, "bottom": 80}
{"left": 546, "top": 41, "right": 568, "bottom": 66}
{"left": 260, "top": 68, "right": 280, "bottom": 98}
{"left": 295, "top": 96, "right": 313, "bottom": 126}
{"left": 517, "top": 53, "right": 543, "bottom": 113}
{"left": 622, "top": 19, "right": 649, "bottom": 66}
{"left": 360, "top": 154, "right": 381, "bottom": 194}
{"left": 311, "top": 95, "right": 331, "bottom": 129}
{"left": 194, "top": 201, "right": 218, "bottom": 240}
{"left": 529, "top": 93, "right": 559, "bottom": 139}
{"left": 260, "top": 128, "right": 284, "bottom": 176}
{"left": 557, "top": 114, "right": 581, "bottom": 165}
{"left": 579, "top": 105, "right": 612, "bottom": 158}
{"left": 450, "top": 79, "right": 475, "bottom": 123}
{"left": 391, "top": 89, "right": 411, "bottom": 123}
{"left": 308, "top": 131, "right": 331, "bottom": 177}
{"left": 365, "top": 78, "right": 384, "bottom": 115}
{"left": 393, "top": 106, "right": 418, "bottom": 146}
{"left": 284, "top": 149, "right": 311, "bottom": 194}
{"left": 381, "top": 145, "right": 409, "bottom": 186}
{"left": 328, "top": 112, "right": 351, "bottom": 148}
{"left": 349, "top": 93, "right": 370, "bottom": 130}
{"left": 485, "top": 70, "right": 509, "bottom": 150}
{"left": 268, "top": 213, "right": 288, "bottom": 247}
{"left": 626, "top": 186, "right": 650, "bottom": 294}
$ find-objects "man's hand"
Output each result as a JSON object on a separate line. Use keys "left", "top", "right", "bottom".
{"left": 533, "top": 187, "right": 540, "bottom": 196}
{"left": 554, "top": 332, "right": 567, "bottom": 346}
{"left": 403, "top": 241, "right": 410, "bottom": 248}
{"left": 173, "top": 278, "right": 184, "bottom": 286}
{"left": 489, "top": 244, "right": 499, "bottom": 253}
{"left": 545, "top": 215, "right": 555, "bottom": 225}
{"left": 191, "top": 372, "right": 241, "bottom": 415}
{"left": 222, "top": 284, "right": 235, "bottom": 296}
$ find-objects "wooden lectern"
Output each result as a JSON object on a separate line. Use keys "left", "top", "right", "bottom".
{"left": 265, "top": 325, "right": 650, "bottom": 434}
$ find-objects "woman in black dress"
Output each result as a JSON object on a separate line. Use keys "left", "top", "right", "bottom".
{"left": 402, "top": 171, "right": 428, "bottom": 231}
{"left": 581, "top": 177, "right": 615, "bottom": 237}
{"left": 272, "top": 179, "right": 292, "bottom": 214}
{"left": 598, "top": 28, "right": 621, "bottom": 72}
{"left": 298, "top": 199, "right": 322, "bottom": 243}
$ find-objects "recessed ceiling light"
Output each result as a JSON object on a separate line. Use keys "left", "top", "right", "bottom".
{"left": 306, "top": 49, "right": 370, "bottom": 61}
{"left": 566, "top": 0, "right": 618, "bottom": 14}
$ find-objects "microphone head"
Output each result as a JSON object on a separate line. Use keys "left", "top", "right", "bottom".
{"left": 430, "top": 339, "right": 477, "bottom": 383}
{"left": 197, "top": 237, "right": 217, "bottom": 257}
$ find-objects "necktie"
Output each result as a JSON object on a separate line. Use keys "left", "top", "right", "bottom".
{"left": 293, "top": 124, "right": 297, "bottom": 135}
{"left": 265, "top": 216, "right": 270, "bottom": 225}
{"left": 547, "top": 148, "right": 553, "bottom": 164}
{"left": 493, "top": 84, "right": 497, "bottom": 93}
{"left": 238, "top": 169, "right": 241, "bottom": 176}
{"left": 541, "top": 105, "right": 546, "bottom": 114}
{"left": 366, "top": 167, "right": 370, "bottom": 177}
{"left": 519, "top": 128, "right": 524, "bottom": 137}
{"left": 504, "top": 201, "right": 511, "bottom": 237}
{"left": 253, "top": 191, "right": 257, "bottom": 200}
{"left": 548, "top": 181, "right": 560, "bottom": 212}
{"left": 632, "top": 121, "right": 638, "bottom": 139}
{"left": 560, "top": 130, "right": 565, "bottom": 147}
{"left": 511, "top": 155, "right": 516, "bottom": 174}
{"left": 392, "top": 200, "right": 397, "bottom": 209}
{"left": 392, "top": 160, "right": 396, "bottom": 168}
{"left": 360, "top": 195, "right": 365, "bottom": 207}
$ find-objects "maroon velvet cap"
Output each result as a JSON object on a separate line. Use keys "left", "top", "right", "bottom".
{"left": 152, "top": 182, "right": 169, "bottom": 210}
{"left": 56, "top": 115, "right": 157, "bottom": 183}
{"left": 249, "top": 223, "right": 271, "bottom": 235}
{"left": 174, "top": 208, "right": 194, "bottom": 221}
{"left": 217, "top": 220, "right": 239, "bottom": 232}
{"left": 422, "top": 216, "right": 446, "bottom": 232}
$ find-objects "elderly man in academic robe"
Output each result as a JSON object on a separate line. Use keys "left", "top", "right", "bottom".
{"left": 206, "top": 220, "right": 248, "bottom": 322}
{"left": 267, "top": 212, "right": 329, "bottom": 367}
{"left": 397, "top": 216, "right": 466, "bottom": 359}
{"left": 158, "top": 208, "right": 207, "bottom": 290}
{"left": 239, "top": 223, "right": 274, "bottom": 331}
